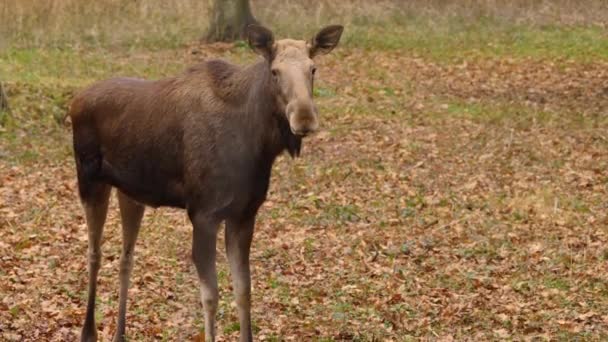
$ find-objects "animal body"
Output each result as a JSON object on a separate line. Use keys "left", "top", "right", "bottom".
{"left": 69, "top": 24, "right": 343, "bottom": 342}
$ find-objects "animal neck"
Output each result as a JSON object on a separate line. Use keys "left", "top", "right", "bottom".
{"left": 244, "top": 60, "right": 302, "bottom": 162}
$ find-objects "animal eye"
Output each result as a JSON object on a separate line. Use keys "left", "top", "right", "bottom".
{"left": 271, "top": 69, "right": 279, "bottom": 77}
{"left": 311, "top": 67, "right": 317, "bottom": 76}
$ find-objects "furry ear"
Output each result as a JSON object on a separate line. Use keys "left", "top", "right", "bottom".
{"left": 309, "top": 25, "right": 344, "bottom": 57}
{"left": 247, "top": 25, "right": 275, "bottom": 61}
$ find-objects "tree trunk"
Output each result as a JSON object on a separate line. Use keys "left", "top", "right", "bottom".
{"left": 204, "top": 0, "right": 259, "bottom": 42}
{"left": 0, "top": 82, "right": 8, "bottom": 113}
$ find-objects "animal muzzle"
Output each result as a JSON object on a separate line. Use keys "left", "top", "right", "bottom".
{"left": 287, "top": 101, "right": 319, "bottom": 137}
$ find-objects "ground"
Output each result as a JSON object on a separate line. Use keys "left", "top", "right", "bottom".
{"left": 1, "top": 1, "right": 608, "bottom": 341}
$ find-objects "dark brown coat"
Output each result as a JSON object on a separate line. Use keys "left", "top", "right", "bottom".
{"left": 70, "top": 58, "right": 300, "bottom": 218}
{"left": 71, "top": 24, "right": 344, "bottom": 342}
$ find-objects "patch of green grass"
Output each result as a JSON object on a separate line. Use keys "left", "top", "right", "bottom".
{"left": 567, "top": 197, "right": 591, "bottom": 214}
{"left": 0, "top": 48, "right": 186, "bottom": 84}
{"left": 94, "top": 307, "right": 103, "bottom": 327}
{"left": 345, "top": 19, "right": 608, "bottom": 61}
{"left": 602, "top": 249, "right": 608, "bottom": 261}
{"left": 303, "top": 237, "right": 316, "bottom": 257}
{"left": 60, "top": 286, "right": 78, "bottom": 300}
{"left": 267, "top": 277, "right": 280, "bottom": 289}
{"left": 314, "top": 86, "right": 336, "bottom": 98}
{"left": 328, "top": 204, "right": 361, "bottom": 223}
{"left": 315, "top": 338, "right": 335, "bottom": 342}
{"left": 457, "top": 244, "right": 499, "bottom": 261}
{"left": 264, "top": 334, "right": 282, "bottom": 342}
{"left": 223, "top": 321, "right": 240, "bottom": 334}
{"left": 1, "top": 0, "right": 207, "bottom": 50}
{"left": 511, "top": 280, "right": 535, "bottom": 294}
{"left": 262, "top": 248, "right": 278, "bottom": 259}
{"left": 266, "top": 276, "right": 290, "bottom": 303}
{"left": 217, "top": 269, "right": 228, "bottom": 284}
{"left": 557, "top": 332, "right": 603, "bottom": 341}
{"left": 9, "top": 305, "right": 20, "bottom": 317}
{"left": 433, "top": 98, "right": 605, "bottom": 128}
{"left": 3, "top": 0, "right": 608, "bottom": 62}
{"left": 435, "top": 274, "right": 465, "bottom": 291}
{"left": 356, "top": 158, "right": 385, "bottom": 171}
{"left": 544, "top": 277, "right": 571, "bottom": 291}
{"left": 331, "top": 301, "right": 353, "bottom": 322}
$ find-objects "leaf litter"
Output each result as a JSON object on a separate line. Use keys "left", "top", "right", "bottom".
{"left": 1, "top": 43, "right": 608, "bottom": 340}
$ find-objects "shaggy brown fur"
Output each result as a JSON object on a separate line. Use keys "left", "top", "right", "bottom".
{"left": 70, "top": 24, "right": 343, "bottom": 342}
{"left": 71, "top": 58, "right": 298, "bottom": 213}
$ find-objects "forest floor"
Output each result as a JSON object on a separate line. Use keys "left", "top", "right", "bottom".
{"left": 2, "top": 14, "right": 608, "bottom": 341}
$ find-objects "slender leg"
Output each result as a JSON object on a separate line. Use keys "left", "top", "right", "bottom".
{"left": 81, "top": 184, "right": 111, "bottom": 342}
{"left": 225, "top": 216, "right": 255, "bottom": 342}
{"left": 113, "top": 192, "right": 145, "bottom": 342}
{"left": 190, "top": 212, "right": 221, "bottom": 342}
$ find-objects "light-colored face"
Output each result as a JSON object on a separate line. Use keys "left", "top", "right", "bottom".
{"left": 271, "top": 39, "right": 318, "bottom": 136}
{"left": 248, "top": 25, "right": 344, "bottom": 137}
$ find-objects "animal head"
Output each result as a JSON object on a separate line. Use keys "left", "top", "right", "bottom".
{"left": 247, "top": 24, "right": 343, "bottom": 137}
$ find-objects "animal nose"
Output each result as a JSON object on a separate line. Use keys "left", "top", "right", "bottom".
{"left": 292, "top": 116, "right": 318, "bottom": 136}
{"left": 288, "top": 101, "right": 318, "bottom": 136}
{"left": 294, "top": 127, "right": 313, "bottom": 137}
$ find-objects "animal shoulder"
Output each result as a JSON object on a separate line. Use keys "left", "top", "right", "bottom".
{"left": 185, "top": 60, "right": 238, "bottom": 84}
{"left": 185, "top": 59, "right": 248, "bottom": 104}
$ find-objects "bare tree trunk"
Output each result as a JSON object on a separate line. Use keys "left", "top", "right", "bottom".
{"left": 204, "top": 0, "right": 259, "bottom": 42}
{"left": 0, "top": 82, "right": 8, "bottom": 113}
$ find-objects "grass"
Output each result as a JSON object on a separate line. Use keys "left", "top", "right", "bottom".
{"left": 2, "top": 0, "right": 608, "bottom": 341}
{"left": 346, "top": 21, "right": 608, "bottom": 61}
{"left": 1, "top": 1, "right": 608, "bottom": 64}
{"left": 0, "top": 0, "right": 208, "bottom": 50}
{"left": 1, "top": 23, "right": 607, "bottom": 79}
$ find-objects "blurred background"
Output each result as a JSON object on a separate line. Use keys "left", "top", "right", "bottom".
{"left": 1, "top": 0, "right": 607, "bottom": 51}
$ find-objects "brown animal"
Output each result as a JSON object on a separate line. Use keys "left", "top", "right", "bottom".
{"left": 69, "top": 24, "right": 343, "bottom": 342}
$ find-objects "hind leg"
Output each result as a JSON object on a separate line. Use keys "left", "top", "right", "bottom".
{"left": 80, "top": 182, "right": 111, "bottom": 342}
{"left": 113, "top": 191, "right": 145, "bottom": 342}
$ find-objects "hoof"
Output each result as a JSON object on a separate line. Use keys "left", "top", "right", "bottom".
{"left": 80, "top": 331, "right": 97, "bottom": 342}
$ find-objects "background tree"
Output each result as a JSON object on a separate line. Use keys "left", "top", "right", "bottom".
{"left": 0, "top": 82, "right": 8, "bottom": 113}
{"left": 204, "top": 0, "right": 259, "bottom": 42}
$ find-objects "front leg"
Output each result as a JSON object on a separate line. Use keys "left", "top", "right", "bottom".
{"left": 113, "top": 191, "right": 145, "bottom": 342}
{"left": 190, "top": 212, "right": 221, "bottom": 342}
{"left": 225, "top": 216, "right": 255, "bottom": 342}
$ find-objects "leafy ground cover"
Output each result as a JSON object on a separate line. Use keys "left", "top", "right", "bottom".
{"left": 2, "top": 1, "right": 608, "bottom": 340}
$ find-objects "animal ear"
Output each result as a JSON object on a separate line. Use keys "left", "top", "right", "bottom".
{"left": 309, "top": 25, "right": 344, "bottom": 57}
{"left": 247, "top": 24, "right": 275, "bottom": 60}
